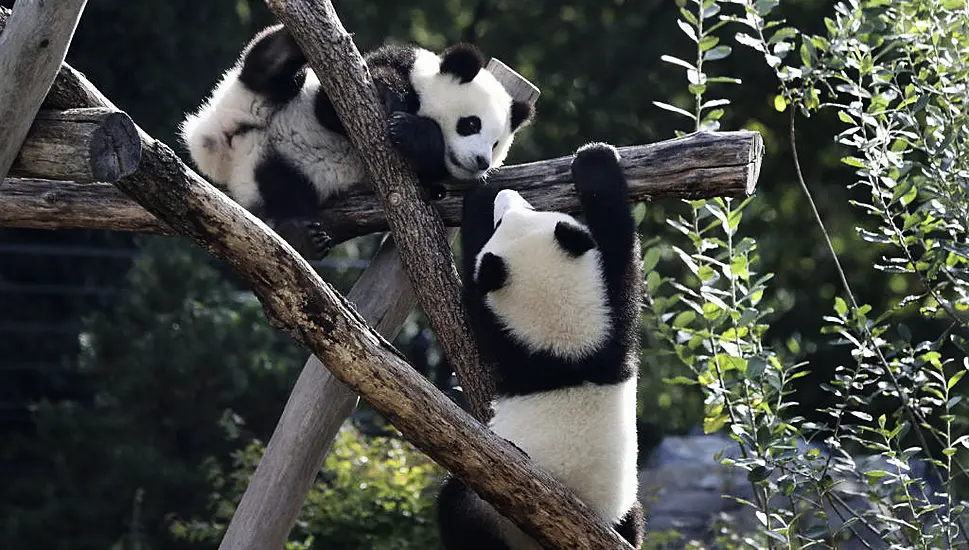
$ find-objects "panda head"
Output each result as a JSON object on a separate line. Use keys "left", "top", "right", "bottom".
{"left": 472, "top": 189, "right": 612, "bottom": 360}
{"left": 413, "top": 44, "right": 535, "bottom": 180}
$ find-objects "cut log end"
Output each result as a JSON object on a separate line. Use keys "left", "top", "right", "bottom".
{"left": 88, "top": 110, "right": 142, "bottom": 181}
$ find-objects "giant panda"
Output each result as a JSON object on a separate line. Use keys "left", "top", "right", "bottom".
{"left": 180, "top": 24, "right": 534, "bottom": 255}
{"left": 437, "top": 142, "right": 645, "bottom": 550}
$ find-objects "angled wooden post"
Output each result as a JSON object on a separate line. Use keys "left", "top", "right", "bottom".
{"left": 0, "top": 0, "right": 89, "bottom": 182}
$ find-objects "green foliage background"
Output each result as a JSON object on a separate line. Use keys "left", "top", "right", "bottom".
{"left": 2, "top": 0, "right": 965, "bottom": 548}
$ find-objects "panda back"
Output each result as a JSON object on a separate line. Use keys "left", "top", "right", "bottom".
{"left": 265, "top": 71, "right": 368, "bottom": 201}
{"left": 488, "top": 378, "right": 639, "bottom": 524}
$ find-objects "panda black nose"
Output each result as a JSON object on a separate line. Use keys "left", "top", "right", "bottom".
{"left": 475, "top": 155, "right": 490, "bottom": 171}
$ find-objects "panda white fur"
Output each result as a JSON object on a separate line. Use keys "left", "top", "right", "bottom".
{"left": 437, "top": 143, "right": 645, "bottom": 550}
{"left": 180, "top": 24, "right": 534, "bottom": 254}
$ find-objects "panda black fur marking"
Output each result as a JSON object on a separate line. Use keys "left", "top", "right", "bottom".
{"left": 179, "top": 24, "right": 535, "bottom": 243}
{"left": 437, "top": 143, "right": 645, "bottom": 550}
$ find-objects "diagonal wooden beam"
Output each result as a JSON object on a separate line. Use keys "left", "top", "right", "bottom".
{"left": 0, "top": 0, "right": 89, "bottom": 182}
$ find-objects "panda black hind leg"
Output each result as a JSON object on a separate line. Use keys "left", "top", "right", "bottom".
{"left": 238, "top": 24, "right": 308, "bottom": 104}
{"left": 437, "top": 476, "right": 512, "bottom": 550}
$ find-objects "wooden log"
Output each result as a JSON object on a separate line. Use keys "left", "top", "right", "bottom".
{"left": 0, "top": 178, "right": 175, "bottom": 234}
{"left": 9, "top": 108, "right": 142, "bottom": 183}
{"left": 219, "top": 234, "right": 423, "bottom": 550}
{"left": 266, "top": 0, "right": 497, "bottom": 423}
{"left": 0, "top": 131, "right": 762, "bottom": 238}
{"left": 0, "top": 0, "right": 89, "bottom": 182}
{"left": 110, "top": 129, "right": 635, "bottom": 549}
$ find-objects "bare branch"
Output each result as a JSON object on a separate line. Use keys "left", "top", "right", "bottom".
{"left": 0, "top": 131, "right": 762, "bottom": 239}
{"left": 0, "top": 0, "right": 89, "bottom": 182}
{"left": 10, "top": 108, "right": 142, "bottom": 182}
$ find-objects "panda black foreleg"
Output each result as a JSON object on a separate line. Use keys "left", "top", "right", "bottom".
{"left": 614, "top": 501, "right": 646, "bottom": 549}
{"left": 388, "top": 111, "right": 451, "bottom": 199}
{"left": 238, "top": 24, "right": 308, "bottom": 105}
{"left": 569, "top": 142, "right": 635, "bottom": 272}
{"left": 437, "top": 476, "right": 512, "bottom": 550}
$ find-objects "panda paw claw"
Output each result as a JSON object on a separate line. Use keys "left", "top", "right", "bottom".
{"left": 303, "top": 220, "right": 334, "bottom": 259}
{"left": 387, "top": 111, "right": 418, "bottom": 147}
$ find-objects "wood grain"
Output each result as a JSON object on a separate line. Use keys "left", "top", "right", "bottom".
{"left": 10, "top": 108, "right": 142, "bottom": 182}
{"left": 0, "top": 0, "right": 89, "bottom": 182}
{"left": 0, "top": 131, "right": 762, "bottom": 238}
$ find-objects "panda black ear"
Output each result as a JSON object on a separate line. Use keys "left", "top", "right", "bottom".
{"left": 511, "top": 101, "right": 535, "bottom": 130}
{"left": 440, "top": 43, "right": 484, "bottom": 84}
{"left": 476, "top": 252, "right": 508, "bottom": 293}
{"left": 554, "top": 222, "right": 596, "bottom": 257}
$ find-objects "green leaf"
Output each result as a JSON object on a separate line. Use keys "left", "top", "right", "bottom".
{"left": 699, "top": 35, "right": 720, "bottom": 52}
{"left": 747, "top": 465, "right": 772, "bottom": 483}
{"left": 642, "top": 247, "right": 661, "bottom": 273}
{"left": 653, "top": 101, "right": 696, "bottom": 120}
{"left": 678, "top": 19, "right": 698, "bottom": 42}
{"left": 840, "top": 156, "right": 866, "bottom": 168}
{"left": 834, "top": 297, "right": 848, "bottom": 316}
{"left": 703, "top": 413, "right": 727, "bottom": 434}
{"left": 672, "top": 310, "right": 696, "bottom": 329}
{"left": 773, "top": 94, "right": 787, "bottom": 112}
{"left": 746, "top": 357, "right": 767, "bottom": 379}
{"left": 660, "top": 54, "right": 696, "bottom": 71}
{"left": 703, "top": 45, "right": 732, "bottom": 61}
{"left": 949, "top": 370, "right": 966, "bottom": 390}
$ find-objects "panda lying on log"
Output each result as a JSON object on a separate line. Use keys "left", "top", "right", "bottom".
{"left": 438, "top": 142, "right": 645, "bottom": 550}
{"left": 180, "top": 24, "right": 534, "bottom": 256}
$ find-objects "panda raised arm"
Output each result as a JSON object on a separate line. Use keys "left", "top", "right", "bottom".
{"left": 438, "top": 143, "right": 645, "bottom": 550}
{"left": 179, "top": 24, "right": 535, "bottom": 257}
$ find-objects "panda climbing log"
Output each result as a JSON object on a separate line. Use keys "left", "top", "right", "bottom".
{"left": 437, "top": 142, "right": 646, "bottom": 550}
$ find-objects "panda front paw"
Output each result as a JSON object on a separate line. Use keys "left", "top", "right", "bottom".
{"left": 303, "top": 220, "right": 334, "bottom": 259}
{"left": 388, "top": 112, "right": 445, "bottom": 160}
{"left": 570, "top": 142, "right": 624, "bottom": 192}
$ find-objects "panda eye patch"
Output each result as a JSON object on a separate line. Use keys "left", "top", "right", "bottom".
{"left": 457, "top": 116, "right": 481, "bottom": 136}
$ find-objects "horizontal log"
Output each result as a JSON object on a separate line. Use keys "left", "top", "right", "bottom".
{"left": 0, "top": 130, "right": 762, "bottom": 239}
{"left": 10, "top": 108, "right": 142, "bottom": 182}
{"left": 0, "top": 178, "right": 174, "bottom": 235}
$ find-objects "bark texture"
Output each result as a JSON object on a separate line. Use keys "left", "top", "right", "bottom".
{"left": 10, "top": 108, "right": 142, "bottom": 182}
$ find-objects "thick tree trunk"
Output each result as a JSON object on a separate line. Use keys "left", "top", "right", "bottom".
{"left": 9, "top": 108, "right": 142, "bottom": 182}
{"left": 0, "top": 0, "right": 89, "bottom": 182}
